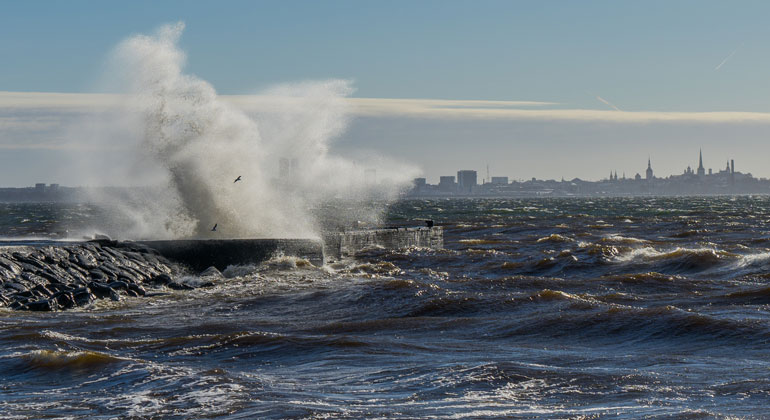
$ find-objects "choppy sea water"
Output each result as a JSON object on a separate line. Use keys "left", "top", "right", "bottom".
{"left": 2, "top": 197, "right": 770, "bottom": 419}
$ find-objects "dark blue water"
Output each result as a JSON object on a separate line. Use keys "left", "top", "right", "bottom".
{"left": 2, "top": 197, "right": 770, "bottom": 418}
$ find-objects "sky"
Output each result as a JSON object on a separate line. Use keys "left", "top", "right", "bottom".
{"left": 2, "top": 0, "right": 770, "bottom": 185}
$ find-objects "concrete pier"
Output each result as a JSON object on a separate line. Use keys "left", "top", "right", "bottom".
{"left": 138, "top": 227, "right": 443, "bottom": 269}
{"left": 323, "top": 227, "right": 443, "bottom": 260}
{"left": 136, "top": 239, "right": 324, "bottom": 271}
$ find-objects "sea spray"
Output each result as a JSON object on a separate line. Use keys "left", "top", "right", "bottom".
{"left": 81, "top": 22, "right": 417, "bottom": 239}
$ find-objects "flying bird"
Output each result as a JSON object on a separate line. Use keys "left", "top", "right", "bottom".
{"left": 211, "top": 223, "right": 217, "bottom": 232}
{"left": 234, "top": 176, "right": 242, "bottom": 183}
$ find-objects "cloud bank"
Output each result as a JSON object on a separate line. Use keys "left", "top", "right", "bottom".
{"left": 2, "top": 90, "right": 770, "bottom": 185}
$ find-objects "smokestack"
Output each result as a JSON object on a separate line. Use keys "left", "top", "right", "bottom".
{"left": 731, "top": 159, "right": 735, "bottom": 174}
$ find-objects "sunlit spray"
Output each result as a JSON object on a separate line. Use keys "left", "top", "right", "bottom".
{"left": 79, "top": 22, "right": 417, "bottom": 239}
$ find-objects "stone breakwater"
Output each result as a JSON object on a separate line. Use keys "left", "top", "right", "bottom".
{"left": 0, "top": 228, "right": 445, "bottom": 311}
{"left": 0, "top": 241, "right": 189, "bottom": 311}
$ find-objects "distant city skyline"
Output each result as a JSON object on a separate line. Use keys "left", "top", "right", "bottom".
{"left": 3, "top": 2, "right": 770, "bottom": 185}
{"left": 410, "top": 148, "right": 756, "bottom": 185}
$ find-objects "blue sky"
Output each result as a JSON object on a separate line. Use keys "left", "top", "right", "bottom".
{"left": 2, "top": 0, "right": 767, "bottom": 109}
{"left": 1, "top": 1, "right": 770, "bottom": 185}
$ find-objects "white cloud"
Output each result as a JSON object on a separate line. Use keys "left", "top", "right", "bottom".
{"left": 4, "top": 91, "right": 770, "bottom": 125}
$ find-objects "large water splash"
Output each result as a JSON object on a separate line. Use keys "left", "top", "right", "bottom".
{"left": 86, "top": 22, "right": 416, "bottom": 239}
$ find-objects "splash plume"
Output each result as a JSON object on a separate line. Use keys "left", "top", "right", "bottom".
{"left": 86, "top": 22, "right": 417, "bottom": 239}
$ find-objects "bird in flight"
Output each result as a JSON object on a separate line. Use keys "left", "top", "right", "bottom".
{"left": 211, "top": 223, "right": 217, "bottom": 232}
{"left": 234, "top": 176, "right": 242, "bottom": 183}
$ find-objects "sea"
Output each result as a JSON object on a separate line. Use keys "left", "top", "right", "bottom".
{"left": 2, "top": 196, "right": 770, "bottom": 419}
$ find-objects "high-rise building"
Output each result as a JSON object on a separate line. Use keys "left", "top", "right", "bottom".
{"left": 457, "top": 170, "right": 477, "bottom": 193}
{"left": 438, "top": 176, "right": 456, "bottom": 192}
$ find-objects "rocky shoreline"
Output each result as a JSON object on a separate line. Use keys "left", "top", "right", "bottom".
{"left": 0, "top": 240, "right": 198, "bottom": 311}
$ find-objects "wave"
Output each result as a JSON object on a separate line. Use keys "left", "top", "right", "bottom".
{"left": 20, "top": 350, "right": 127, "bottom": 371}
{"left": 611, "top": 247, "right": 735, "bottom": 272}
{"left": 497, "top": 299, "right": 770, "bottom": 345}
{"left": 458, "top": 239, "right": 505, "bottom": 245}
{"left": 599, "top": 234, "right": 649, "bottom": 244}
{"left": 734, "top": 252, "right": 770, "bottom": 268}
{"left": 536, "top": 234, "right": 573, "bottom": 243}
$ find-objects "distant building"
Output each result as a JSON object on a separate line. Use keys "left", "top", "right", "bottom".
{"left": 697, "top": 149, "right": 706, "bottom": 177}
{"left": 491, "top": 176, "right": 509, "bottom": 185}
{"left": 279, "top": 158, "right": 290, "bottom": 180}
{"left": 457, "top": 170, "right": 477, "bottom": 193}
{"left": 439, "top": 176, "right": 456, "bottom": 192}
{"left": 646, "top": 158, "right": 653, "bottom": 180}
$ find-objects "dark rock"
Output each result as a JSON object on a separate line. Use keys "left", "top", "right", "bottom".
{"left": 118, "top": 273, "right": 139, "bottom": 285}
{"left": 73, "top": 289, "right": 94, "bottom": 306}
{"left": 167, "top": 282, "right": 194, "bottom": 290}
{"left": 0, "top": 266, "right": 16, "bottom": 282}
{"left": 127, "top": 283, "right": 146, "bottom": 296}
{"left": 44, "top": 264, "right": 75, "bottom": 283}
{"left": 148, "top": 273, "right": 173, "bottom": 285}
{"left": 0, "top": 256, "right": 21, "bottom": 275}
{"left": 108, "top": 281, "right": 129, "bottom": 292}
{"left": 5, "top": 282, "right": 27, "bottom": 293}
{"left": 26, "top": 299, "right": 54, "bottom": 311}
{"left": 74, "top": 253, "right": 99, "bottom": 270}
{"left": 39, "top": 246, "right": 70, "bottom": 264}
{"left": 12, "top": 253, "right": 47, "bottom": 270}
{"left": 109, "top": 289, "right": 120, "bottom": 301}
{"left": 94, "top": 267, "right": 119, "bottom": 282}
{"left": 88, "top": 270, "right": 108, "bottom": 282}
{"left": 64, "top": 266, "right": 88, "bottom": 284}
{"left": 16, "top": 262, "right": 41, "bottom": 274}
{"left": 12, "top": 290, "right": 34, "bottom": 299}
{"left": 47, "top": 283, "right": 71, "bottom": 293}
{"left": 36, "top": 270, "right": 62, "bottom": 285}
{"left": 20, "top": 273, "right": 48, "bottom": 287}
{"left": 32, "top": 284, "right": 53, "bottom": 297}
{"left": 88, "top": 281, "right": 113, "bottom": 299}
{"left": 53, "top": 291, "right": 75, "bottom": 309}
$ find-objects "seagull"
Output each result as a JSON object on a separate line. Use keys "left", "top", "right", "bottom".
{"left": 211, "top": 223, "right": 217, "bottom": 232}
{"left": 233, "top": 176, "right": 242, "bottom": 183}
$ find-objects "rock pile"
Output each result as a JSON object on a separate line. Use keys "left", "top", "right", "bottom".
{"left": 0, "top": 241, "right": 189, "bottom": 311}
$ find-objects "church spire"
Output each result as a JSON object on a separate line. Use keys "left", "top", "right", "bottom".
{"left": 698, "top": 149, "right": 704, "bottom": 170}
{"left": 646, "top": 156, "right": 654, "bottom": 180}
{"left": 697, "top": 148, "right": 705, "bottom": 176}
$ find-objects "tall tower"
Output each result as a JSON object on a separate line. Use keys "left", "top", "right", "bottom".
{"left": 646, "top": 157, "right": 653, "bottom": 180}
{"left": 730, "top": 159, "right": 735, "bottom": 185}
{"left": 697, "top": 149, "right": 705, "bottom": 177}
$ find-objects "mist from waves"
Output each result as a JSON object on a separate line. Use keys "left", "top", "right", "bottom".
{"left": 69, "top": 22, "right": 417, "bottom": 240}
